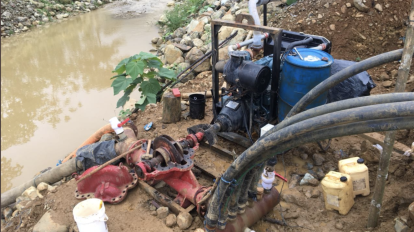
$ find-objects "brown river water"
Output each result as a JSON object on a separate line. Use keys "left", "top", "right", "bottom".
{"left": 1, "top": 0, "right": 168, "bottom": 193}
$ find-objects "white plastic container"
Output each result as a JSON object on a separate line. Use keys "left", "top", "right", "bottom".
{"left": 321, "top": 171, "right": 355, "bottom": 215}
{"left": 338, "top": 157, "right": 370, "bottom": 197}
{"left": 73, "top": 198, "right": 108, "bottom": 232}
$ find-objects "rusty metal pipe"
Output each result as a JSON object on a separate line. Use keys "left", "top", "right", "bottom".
{"left": 216, "top": 187, "right": 280, "bottom": 232}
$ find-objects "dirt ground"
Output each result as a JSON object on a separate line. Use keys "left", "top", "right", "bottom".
{"left": 2, "top": 0, "right": 414, "bottom": 231}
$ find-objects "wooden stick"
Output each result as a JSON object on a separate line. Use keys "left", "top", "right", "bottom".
{"left": 367, "top": 0, "right": 414, "bottom": 227}
{"left": 138, "top": 180, "right": 188, "bottom": 215}
{"left": 146, "top": 140, "right": 152, "bottom": 156}
{"left": 76, "top": 145, "right": 142, "bottom": 183}
{"left": 181, "top": 91, "right": 212, "bottom": 99}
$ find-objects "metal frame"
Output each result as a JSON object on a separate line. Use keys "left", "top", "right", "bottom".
{"left": 210, "top": 15, "right": 283, "bottom": 122}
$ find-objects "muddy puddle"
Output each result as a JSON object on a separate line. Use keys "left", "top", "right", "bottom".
{"left": 1, "top": 0, "right": 169, "bottom": 193}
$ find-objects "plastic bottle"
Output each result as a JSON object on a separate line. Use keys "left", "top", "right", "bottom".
{"left": 321, "top": 171, "right": 355, "bottom": 215}
{"left": 338, "top": 157, "right": 370, "bottom": 197}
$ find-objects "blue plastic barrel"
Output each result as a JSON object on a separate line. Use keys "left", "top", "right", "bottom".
{"left": 278, "top": 48, "right": 334, "bottom": 122}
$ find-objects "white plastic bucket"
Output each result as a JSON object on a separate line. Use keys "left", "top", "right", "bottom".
{"left": 73, "top": 198, "right": 108, "bottom": 232}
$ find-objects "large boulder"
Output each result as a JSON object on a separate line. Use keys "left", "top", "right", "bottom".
{"left": 163, "top": 44, "right": 183, "bottom": 64}
{"left": 185, "top": 47, "right": 211, "bottom": 73}
{"left": 177, "top": 212, "right": 193, "bottom": 230}
{"left": 218, "top": 27, "right": 247, "bottom": 44}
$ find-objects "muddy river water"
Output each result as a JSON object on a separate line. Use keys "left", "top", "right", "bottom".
{"left": 1, "top": 0, "right": 168, "bottom": 193}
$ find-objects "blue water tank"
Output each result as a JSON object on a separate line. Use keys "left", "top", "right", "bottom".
{"left": 278, "top": 48, "right": 334, "bottom": 122}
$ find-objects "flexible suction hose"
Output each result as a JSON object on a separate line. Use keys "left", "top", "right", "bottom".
{"left": 205, "top": 101, "right": 414, "bottom": 229}
{"left": 261, "top": 93, "right": 414, "bottom": 139}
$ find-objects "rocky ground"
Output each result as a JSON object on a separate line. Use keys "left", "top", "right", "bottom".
{"left": 0, "top": 0, "right": 110, "bottom": 38}
{"left": 1, "top": 0, "right": 414, "bottom": 231}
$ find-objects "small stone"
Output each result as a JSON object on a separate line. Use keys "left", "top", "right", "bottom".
{"left": 317, "top": 14, "right": 322, "bottom": 19}
{"left": 323, "top": 3, "right": 329, "bottom": 8}
{"left": 341, "top": 5, "right": 346, "bottom": 13}
{"left": 157, "top": 207, "right": 169, "bottom": 219}
{"left": 194, "top": 229, "right": 204, "bottom": 232}
{"left": 284, "top": 211, "right": 299, "bottom": 219}
{"left": 37, "top": 182, "right": 49, "bottom": 191}
{"left": 150, "top": 211, "right": 157, "bottom": 216}
{"left": 300, "top": 173, "right": 319, "bottom": 186}
{"left": 177, "top": 212, "right": 193, "bottom": 230}
{"left": 149, "top": 205, "right": 156, "bottom": 211}
{"left": 48, "top": 185, "right": 58, "bottom": 193}
{"left": 22, "top": 26, "right": 28, "bottom": 31}
{"left": 313, "top": 153, "right": 325, "bottom": 166}
{"left": 346, "top": 3, "right": 352, "bottom": 7}
{"left": 281, "top": 188, "right": 306, "bottom": 207}
{"left": 300, "top": 153, "right": 308, "bottom": 160}
{"left": 383, "top": 80, "right": 393, "bottom": 88}
{"left": 329, "top": 24, "right": 335, "bottom": 31}
{"left": 16, "top": 17, "right": 28, "bottom": 22}
{"left": 165, "top": 214, "right": 177, "bottom": 227}
{"left": 394, "top": 218, "right": 408, "bottom": 232}
{"left": 335, "top": 222, "right": 344, "bottom": 230}
{"left": 305, "top": 162, "right": 313, "bottom": 170}
{"left": 310, "top": 189, "right": 320, "bottom": 198}
{"left": 23, "top": 186, "right": 38, "bottom": 200}
{"left": 380, "top": 72, "right": 390, "bottom": 81}
{"left": 353, "top": 0, "right": 369, "bottom": 12}
{"left": 12, "top": 210, "right": 19, "bottom": 217}
{"left": 151, "top": 37, "right": 160, "bottom": 44}
{"left": 3, "top": 207, "right": 13, "bottom": 221}
{"left": 374, "top": 4, "right": 383, "bottom": 12}
{"left": 390, "top": 69, "right": 398, "bottom": 79}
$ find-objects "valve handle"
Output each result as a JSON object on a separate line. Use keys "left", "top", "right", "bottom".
{"left": 118, "top": 118, "right": 130, "bottom": 128}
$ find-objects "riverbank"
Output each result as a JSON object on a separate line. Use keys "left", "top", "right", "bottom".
{"left": 0, "top": 0, "right": 110, "bottom": 38}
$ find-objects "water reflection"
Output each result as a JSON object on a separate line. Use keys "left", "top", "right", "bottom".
{"left": 1, "top": 11, "right": 124, "bottom": 151}
{"left": 1, "top": 157, "right": 23, "bottom": 193}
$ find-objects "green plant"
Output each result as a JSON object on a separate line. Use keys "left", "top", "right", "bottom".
{"left": 356, "top": 57, "right": 361, "bottom": 62}
{"left": 111, "top": 52, "right": 176, "bottom": 111}
{"left": 7, "top": 30, "right": 14, "bottom": 35}
{"left": 162, "top": 0, "right": 205, "bottom": 33}
{"left": 118, "top": 109, "right": 131, "bottom": 120}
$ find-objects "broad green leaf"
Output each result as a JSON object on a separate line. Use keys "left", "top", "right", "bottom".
{"left": 126, "top": 60, "right": 146, "bottom": 80}
{"left": 110, "top": 73, "right": 126, "bottom": 80}
{"left": 116, "top": 91, "right": 131, "bottom": 108}
{"left": 157, "top": 67, "right": 177, "bottom": 80}
{"left": 111, "top": 75, "right": 133, "bottom": 95}
{"left": 136, "top": 95, "right": 146, "bottom": 105}
{"left": 130, "top": 54, "right": 140, "bottom": 61}
{"left": 141, "top": 78, "right": 161, "bottom": 96}
{"left": 138, "top": 52, "right": 157, "bottom": 60}
{"left": 147, "top": 58, "right": 163, "bottom": 69}
{"left": 113, "top": 57, "right": 131, "bottom": 74}
{"left": 146, "top": 93, "right": 157, "bottom": 104}
{"left": 143, "top": 71, "right": 157, "bottom": 79}
{"left": 136, "top": 100, "right": 149, "bottom": 112}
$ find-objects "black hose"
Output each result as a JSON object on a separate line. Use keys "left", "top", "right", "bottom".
{"left": 286, "top": 49, "right": 411, "bottom": 118}
{"left": 285, "top": 36, "right": 313, "bottom": 52}
{"left": 204, "top": 101, "right": 414, "bottom": 228}
{"left": 261, "top": 92, "right": 414, "bottom": 139}
{"left": 206, "top": 115, "right": 414, "bottom": 229}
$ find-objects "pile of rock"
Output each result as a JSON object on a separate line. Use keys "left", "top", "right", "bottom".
{"left": 1, "top": 0, "right": 110, "bottom": 38}
{"left": 1, "top": 182, "right": 57, "bottom": 229}
{"left": 152, "top": 0, "right": 286, "bottom": 84}
{"left": 150, "top": 206, "right": 196, "bottom": 230}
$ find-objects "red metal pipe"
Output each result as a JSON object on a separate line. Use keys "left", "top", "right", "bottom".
{"left": 216, "top": 187, "right": 280, "bottom": 232}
